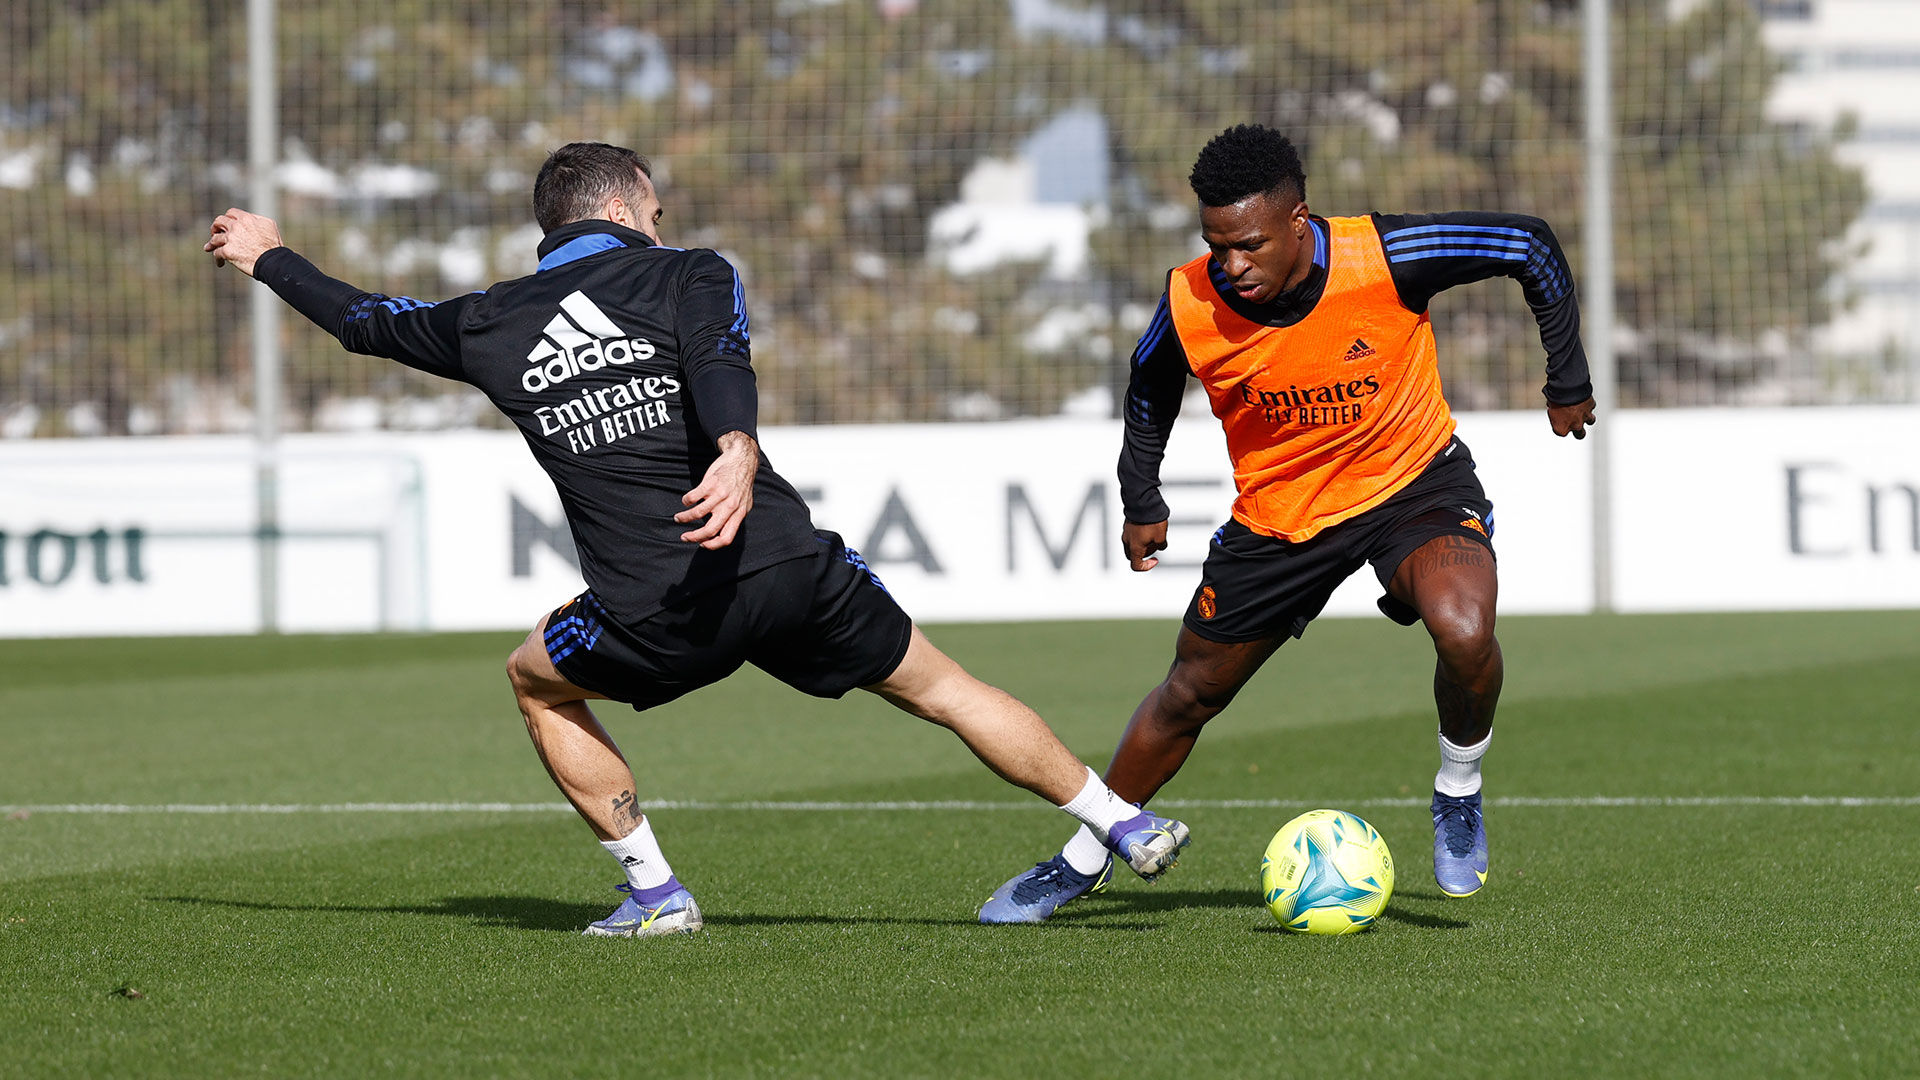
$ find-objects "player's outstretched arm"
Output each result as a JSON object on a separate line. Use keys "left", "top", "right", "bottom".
{"left": 204, "top": 209, "right": 470, "bottom": 377}
{"left": 1547, "top": 396, "right": 1597, "bottom": 440}
{"left": 204, "top": 208, "right": 284, "bottom": 277}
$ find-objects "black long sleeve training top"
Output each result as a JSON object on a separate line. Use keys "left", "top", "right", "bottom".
{"left": 255, "top": 220, "right": 819, "bottom": 625}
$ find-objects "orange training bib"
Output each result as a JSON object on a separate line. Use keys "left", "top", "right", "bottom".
{"left": 1166, "top": 215, "right": 1456, "bottom": 541}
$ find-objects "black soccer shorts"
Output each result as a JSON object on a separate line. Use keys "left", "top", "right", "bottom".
{"left": 544, "top": 531, "right": 914, "bottom": 711}
{"left": 1182, "top": 435, "right": 1495, "bottom": 643}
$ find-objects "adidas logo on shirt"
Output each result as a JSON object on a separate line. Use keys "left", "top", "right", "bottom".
{"left": 522, "top": 290, "right": 658, "bottom": 393}
{"left": 1343, "top": 338, "right": 1376, "bottom": 362}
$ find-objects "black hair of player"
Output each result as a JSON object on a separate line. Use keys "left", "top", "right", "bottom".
{"left": 534, "top": 142, "right": 653, "bottom": 234}
{"left": 1188, "top": 125, "right": 1306, "bottom": 209}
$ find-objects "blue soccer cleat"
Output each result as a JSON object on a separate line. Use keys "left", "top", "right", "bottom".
{"left": 583, "top": 882, "right": 704, "bottom": 938}
{"left": 1105, "top": 808, "right": 1191, "bottom": 881}
{"left": 1431, "top": 790, "right": 1489, "bottom": 897}
{"left": 979, "top": 854, "right": 1113, "bottom": 924}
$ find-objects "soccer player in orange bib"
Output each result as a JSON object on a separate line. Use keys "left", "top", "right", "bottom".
{"left": 980, "top": 123, "right": 1595, "bottom": 923}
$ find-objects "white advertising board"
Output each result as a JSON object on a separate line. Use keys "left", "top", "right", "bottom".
{"left": 1610, "top": 408, "right": 1920, "bottom": 611}
{"left": 735, "top": 412, "right": 1593, "bottom": 624}
{"left": 0, "top": 436, "right": 424, "bottom": 636}
{"left": 0, "top": 407, "right": 1911, "bottom": 637}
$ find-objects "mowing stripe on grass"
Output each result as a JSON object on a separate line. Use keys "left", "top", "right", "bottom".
{"left": 5, "top": 795, "right": 1919, "bottom": 815}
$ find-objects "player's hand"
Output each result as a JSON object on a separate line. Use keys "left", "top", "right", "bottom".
{"left": 1122, "top": 519, "right": 1169, "bottom": 572}
{"left": 676, "top": 431, "right": 757, "bottom": 549}
{"left": 203, "top": 208, "right": 285, "bottom": 278}
{"left": 1547, "top": 397, "right": 1597, "bottom": 440}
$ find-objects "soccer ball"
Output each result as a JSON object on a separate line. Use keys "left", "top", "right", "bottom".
{"left": 1260, "top": 809, "right": 1394, "bottom": 934}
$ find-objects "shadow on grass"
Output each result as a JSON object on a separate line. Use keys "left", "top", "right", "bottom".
{"left": 156, "top": 894, "right": 605, "bottom": 933}
{"left": 1376, "top": 905, "right": 1470, "bottom": 930}
{"left": 1124, "top": 886, "right": 1471, "bottom": 931}
{"left": 1243, "top": 905, "right": 1470, "bottom": 934}
{"left": 1087, "top": 886, "right": 1251, "bottom": 913}
{"left": 703, "top": 912, "right": 1164, "bottom": 932}
{"left": 157, "top": 894, "right": 1174, "bottom": 933}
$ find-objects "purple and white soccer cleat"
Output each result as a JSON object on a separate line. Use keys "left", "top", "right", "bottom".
{"left": 1104, "top": 808, "right": 1191, "bottom": 881}
{"left": 978, "top": 854, "right": 1113, "bottom": 924}
{"left": 1431, "top": 790, "right": 1489, "bottom": 897}
{"left": 584, "top": 879, "right": 704, "bottom": 938}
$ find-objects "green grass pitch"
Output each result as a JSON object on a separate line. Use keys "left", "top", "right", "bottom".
{"left": 4, "top": 611, "right": 1919, "bottom": 1077}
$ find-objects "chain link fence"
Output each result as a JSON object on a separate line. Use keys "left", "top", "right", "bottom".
{"left": 1, "top": 0, "right": 1907, "bottom": 438}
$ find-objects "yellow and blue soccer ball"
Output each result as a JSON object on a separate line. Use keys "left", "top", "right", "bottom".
{"left": 1260, "top": 809, "right": 1394, "bottom": 934}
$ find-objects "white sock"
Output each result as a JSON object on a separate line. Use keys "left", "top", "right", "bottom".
{"left": 601, "top": 818, "right": 674, "bottom": 891}
{"left": 1435, "top": 731, "right": 1492, "bottom": 797}
{"left": 1061, "top": 826, "right": 1112, "bottom": 875}
{"left": 1057, "top": 767, "right": 1139, "bottom": 874}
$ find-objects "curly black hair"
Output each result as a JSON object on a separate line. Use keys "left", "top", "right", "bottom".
{"left": 1188, "top": 124, "right": 1306, "bottom": 208}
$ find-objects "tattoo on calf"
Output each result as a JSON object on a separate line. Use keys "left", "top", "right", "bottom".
{"left": 611, "top": 789, "right": 640, "bottom": 829}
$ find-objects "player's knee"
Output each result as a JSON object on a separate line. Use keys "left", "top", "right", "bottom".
{"left": 1424, "top": 598, "right": 1496, "bottom": 669}
{"left": 505, "top": 643, "right": 543, "bottom": 698}
{"left": 1160, "top": 669, "right": 1234, "bottom": 729}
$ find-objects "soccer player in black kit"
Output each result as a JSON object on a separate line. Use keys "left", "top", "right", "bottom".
{"left": 205, "top": 142, "right": 1190, "bottom": 937}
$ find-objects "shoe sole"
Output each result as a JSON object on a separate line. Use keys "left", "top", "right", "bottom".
{"left": 1122, "top": 821, "right": 1191, "bottom": 881}
{"left": 582, "top": 898, "right": 705, "bottom": 938}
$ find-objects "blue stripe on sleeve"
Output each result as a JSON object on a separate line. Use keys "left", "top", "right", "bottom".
{"left": 1131, "top": 297, "right": 1171, "bottom": 368}
{"left": 1386, "top": 234, "right": 1530, "bottom": 254}
{"left": 729, "top": 266, "right": 750, "bottom": 341}
{"left": 378, "top": 295, "right": 438, "bottom": 315}
{"left": 1125, "top": 297, "right": 1175, "bottom": 425}
{"left": 1383, "top": 221, "right": 1572, "bottom": 303}
{"left": 1388, "top": 247, "right": 1528, "bottom": 262}
{"left": 1382, "top": 223, "right": 1534, "bottom": 243}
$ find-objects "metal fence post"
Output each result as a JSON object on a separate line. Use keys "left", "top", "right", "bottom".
{"left": 1584, "top": 0, "right": 1616, "bottom": 613}
{"left": 248, "top": 0, "right": 281, "bottom": 632}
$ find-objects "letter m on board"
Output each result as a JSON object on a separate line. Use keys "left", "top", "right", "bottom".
{"left": 1005, "top": 483, "right": 1109, "bottom": 571}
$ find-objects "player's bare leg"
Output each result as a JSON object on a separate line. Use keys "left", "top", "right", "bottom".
{"left": 865, "top": 625, "right": 1090, "bottom": 805}
{"left": 1389, "top": 533, "right": 1501, "bottom": 896}
{"left": 1390, "top": 534, "right": 1502, "bottom": 746}
{"left": 1100, "top": 629, "right": 1285, "bottom": 804}
{"left": 506, "top": 620, "right": 634, "bottom": 840}
{"left": 976, "top": 628, "right": 1273, "bottom": 924}
{"left": 866, "top": 627, "right": 1189, "bottom": 923}
{"left": 507, "top": 615, "right": 700, "bottom": 936}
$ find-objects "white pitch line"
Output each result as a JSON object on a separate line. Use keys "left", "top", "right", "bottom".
{"left": 4, "top": 795, "right": 1919, "bottom": 815}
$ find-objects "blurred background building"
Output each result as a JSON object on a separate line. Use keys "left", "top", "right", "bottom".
{"left": 1762, "top": 0, "right": 1920, "bottom": 390}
